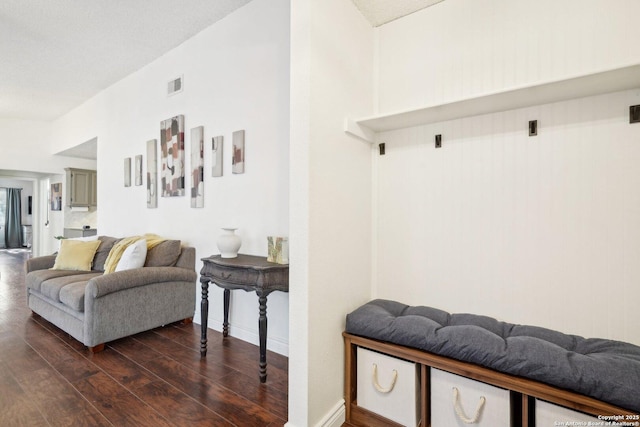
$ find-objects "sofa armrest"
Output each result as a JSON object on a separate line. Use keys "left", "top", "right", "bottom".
{"left": 25, "top": 255, "right": 57, "bottom": 273}
{"left": 86, "top": 266, "right": 197, "bottom": 298}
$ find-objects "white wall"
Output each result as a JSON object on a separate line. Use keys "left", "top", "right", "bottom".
{"left": 373, "top": 0, "right": 640, "bottom": 345}
{"left": 0, "top": 118, "right": 96, "bottom": 255}
{"left": 50, "top": 0, "right": 291, "bottom": 355}
{"left": 376, "top": 89, "right": 640, "bottom": 344}
{"left": 376, "top": 0, "right": 640, "bottom": 114}
{"left": 0, "top": 118, "right": 96, "bottom": 173}
{"left": 288, "top": 0, "right": 374, "bottom": 425}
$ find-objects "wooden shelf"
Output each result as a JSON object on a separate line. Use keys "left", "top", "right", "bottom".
{"left": 345, "top": 63, "right": 640, "bottom": 143}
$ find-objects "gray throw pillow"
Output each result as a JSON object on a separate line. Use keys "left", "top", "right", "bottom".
{"left": 144, "top": 240, "right": 181, "bottom": 267}
{"left": 92, "top": 236, "right": 121, "bottom": 271}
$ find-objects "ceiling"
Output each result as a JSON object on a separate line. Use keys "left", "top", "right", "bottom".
{"left": 0, "top": 0, "right": 253, "bottom": 122}
{"left": 352, "top": 0, "right": 444, "bottom": 27}
{"left": 1, "top": 0, "right": 441, "bottom": 159}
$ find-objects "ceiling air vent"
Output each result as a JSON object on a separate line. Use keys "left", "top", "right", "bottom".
{"left": 167, "top": 75, "right": 183, "bottom": 96}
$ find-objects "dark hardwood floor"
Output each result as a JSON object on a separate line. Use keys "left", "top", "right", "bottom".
{"left": 0, "top": 249, "right": 288, "bottom": 426}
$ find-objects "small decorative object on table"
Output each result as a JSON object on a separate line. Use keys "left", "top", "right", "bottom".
{"left": 216, "top": 227, "right": 242, "bottom": 258}
{"left": 267, "top": 236, "right": 288, "bottom": 264}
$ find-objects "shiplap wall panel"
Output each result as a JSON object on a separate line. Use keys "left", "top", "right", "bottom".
{"left": 375, "top": 90, "right": 640, "bottom": 345}
{"left": 376, "top": 0, "right": 640, "bottom": 115}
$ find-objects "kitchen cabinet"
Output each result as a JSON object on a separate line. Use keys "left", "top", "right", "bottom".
{"left": 65, "top": 168, "right": 97, "bottom": 207}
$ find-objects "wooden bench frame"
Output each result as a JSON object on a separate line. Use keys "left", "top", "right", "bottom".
{"left": 343, "top": 332, "right": 637, "bottom": 427}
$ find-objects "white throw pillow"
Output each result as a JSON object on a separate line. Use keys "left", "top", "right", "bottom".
{"left": 115, "top": 238, "right": 148, "bottom": 272}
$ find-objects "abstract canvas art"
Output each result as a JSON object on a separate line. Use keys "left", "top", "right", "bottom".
{"left": 232, "top": 130, "right": 245, "bottom": 174}
{"left": 190, "top": 126, "right": 204, "bottom": 208}
{"left": 146, "top": 139, "right": 157, "bottom": 208}
{"left": 124, "top": 158, "right": 131, "bottom": 187}
{"left": 50, "top": 183, "right": 62, "bottom": 211}
{"left": 212, "top": 135, "right": 223, "bottom": 177}
{"left": 135, "top": 155, "right": 143, "bottom": 186}
{"left": 160, "top": 115, "right": 185, "bottom": 197}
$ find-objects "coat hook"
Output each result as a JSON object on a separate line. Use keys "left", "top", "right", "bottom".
{"left": 630, "top": 105, "right": 640, "bottom": 123}
{"left": 435, "top": 134, "right": 442, "bottom": 148}
{"left": 379, "top": 143, "right": 386, "bottom": 155}
{"left": 529, "top": 120, "right": 538, "bottom": 136}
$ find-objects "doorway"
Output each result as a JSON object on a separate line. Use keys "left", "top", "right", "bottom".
{"left": 0, "top": 188, "right": 5, "bottom": 248}
{"left": 0, "top": 187, "right": 24, "bottom": 249}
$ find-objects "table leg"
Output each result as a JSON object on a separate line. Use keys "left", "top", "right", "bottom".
{"left": 223, "top": 289, "right": 230, "bottom": 337}
{"left": 200, "top": 278, "right": 209, "bottom": 357}
{"left": 258, "top": 293, "right": 268, "bottom": 383}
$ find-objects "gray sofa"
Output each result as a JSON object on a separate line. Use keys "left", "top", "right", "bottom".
{"left": 26, "top": 236, "right": 197, "bottom": 352}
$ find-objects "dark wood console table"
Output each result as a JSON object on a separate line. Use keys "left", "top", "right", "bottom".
{"left": 199, "top": 254, "right": 289, "bottom": 383}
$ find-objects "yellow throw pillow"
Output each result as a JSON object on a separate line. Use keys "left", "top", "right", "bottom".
{"left": 52, "top": 239, "right": 102, "bottom": 271}
{"left": 103, "top": 236, "right": 143, "bottom": 274}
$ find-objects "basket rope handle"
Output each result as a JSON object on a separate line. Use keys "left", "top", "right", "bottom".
{"left": 371, "top": 363, "right": 398, "bottom": 393}
{"left": 452, "top": 387, "right": 486, "bottom": 424}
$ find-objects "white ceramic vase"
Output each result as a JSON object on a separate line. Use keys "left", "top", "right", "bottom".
{"left": 217, "top": 228, "right": 242, "bottom": 258}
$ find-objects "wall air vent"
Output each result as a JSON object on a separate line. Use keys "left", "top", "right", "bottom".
{"left": 167, "top": 75, "right": 183, "bottom": 96}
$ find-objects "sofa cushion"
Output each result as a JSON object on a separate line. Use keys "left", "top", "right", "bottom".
{"left": 144, "top": 239, "right": 181, "bottom": 267}
{"left": 52, "top": 239, "right": 101, "bottom": 271}
{"left": 59, "top": 281, "right": 90, "bottom": 312}
{"left": 93, "top": 236, "right": 121, "bottom": 271}
{"left": 40, "top": 273, "right": 101, "bottom": 303}
{"left": 26, "top": 269, "right": 96, "bottom": 293}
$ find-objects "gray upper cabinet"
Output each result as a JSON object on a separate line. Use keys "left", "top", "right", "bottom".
{"left": 65, "top": 168, "right": 97, "bottom": 207}
{"left": 89, "top": 171, "right": 97, "bottom": 206}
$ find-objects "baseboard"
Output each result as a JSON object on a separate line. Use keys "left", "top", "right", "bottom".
{"left": 315, "top": 399, "right": 345, "bottom": 427}
{"left": 195, "top": 318, "right": 289, "bottom": 356}
{"left": 284, "top": 400, "right": 345, "bottom": 427}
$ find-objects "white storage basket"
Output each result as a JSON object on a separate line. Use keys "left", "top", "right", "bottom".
{"left": 356, "top": 347, "right": 420, "bottom": 426}
{"left": 430, "top": 368, "right": 510, "bottom": 427}
{"left": 535, "top": 399, "right": 600, "bottom": 426}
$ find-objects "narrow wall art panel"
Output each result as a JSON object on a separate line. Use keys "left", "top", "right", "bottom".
{"left": 190, "top": 126, "right": 204, "bottom": 208}
{"left": 124, "top": 158, "right": 131, "bottom": 187}
{"left": 232, "top": 130, "right": 245, "bottom": 174}
{"left": 50, "top": 183, "right": 62, "bottom": 211}
{"left": 212, "top": 136, "right": 223, "bottom": 177}
{"left": 146, "top": 139, "right": 158, "bottom": 208}
{"left": 160, "top": 115, "right": 185, "bottom": 197}
{"left": 135, "top": 155, "right": 143, "bottom": 186}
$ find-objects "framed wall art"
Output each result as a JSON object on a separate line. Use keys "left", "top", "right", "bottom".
{"left": 160, "top": 115, "right": 185, "bottom": 197}
{"left": 135, "top": 155, "right": 143, "bottom": 186}
{"left": 232, "top": 129, "right": 245, "bottom": 174}
{"left": 146, "top": 139, "right": 157, "bottom": 208}
{"left": 124, "top": 158, "right": 131, "bottom": 187}
{"left": 50, "top": 183, "right": 62, "bottom": 211}
{"left": 212, "top": 135, "right": 223, "bottom": 177}
{"left": 190, "top": 126, "right": 204, "bottom": 208}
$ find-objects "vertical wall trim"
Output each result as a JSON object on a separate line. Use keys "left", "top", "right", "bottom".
{"left": 373, "top": 28, "right": 380, "bottom": 115}
{"left": 371, "top": 138, "right": 379, "bottom": 299}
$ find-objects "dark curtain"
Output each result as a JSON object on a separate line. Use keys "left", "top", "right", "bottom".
{"left": 5, "top": 188, "right": 22, "bottom": 248}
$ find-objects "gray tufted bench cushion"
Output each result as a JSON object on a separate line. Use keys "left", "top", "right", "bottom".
{"left": 345, "top": 299, "right": 640, "bottom": 412}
